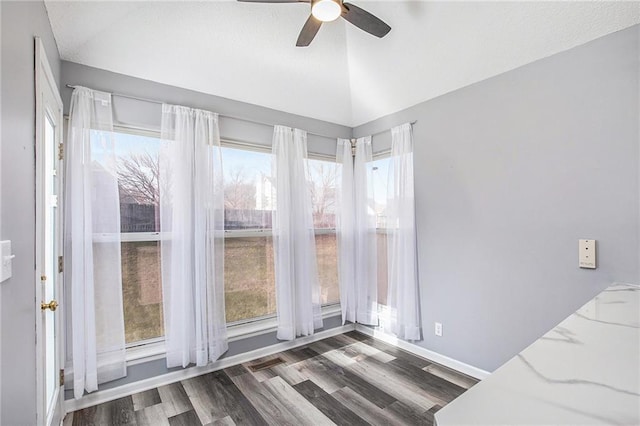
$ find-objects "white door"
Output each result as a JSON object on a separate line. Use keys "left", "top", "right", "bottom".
{"left": 35, "top": 36, "right": 65, "bottom": 426}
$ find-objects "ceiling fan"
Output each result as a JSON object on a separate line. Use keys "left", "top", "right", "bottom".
{"left": 238, "top": 0, "right": 391, "bottom": 47}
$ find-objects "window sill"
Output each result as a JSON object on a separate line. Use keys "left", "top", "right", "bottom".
{"left": 126, "top": 340, "right": 166, "bottom": 366}
{"left": 226, "top": 303, "right": 342, "bottom": 341}
{"left": 227, "top": 316, "right": 278, "bottom": 342}
{"left": 125, "top": 303, "right": 342, "bottom": 366}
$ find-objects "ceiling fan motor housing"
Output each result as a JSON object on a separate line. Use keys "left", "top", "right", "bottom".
{"left": 311, "top": 0, "right": 342, "bottom": 22}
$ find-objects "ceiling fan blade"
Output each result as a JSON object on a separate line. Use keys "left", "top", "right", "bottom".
{"left": 237, "top": 0, "right": 309, "bottom": 3}
{"left": 341, "top": 2, "right": 391, "bottom": 38}
{"left": 296, "top": 15, "right": 322, "bottom": 47}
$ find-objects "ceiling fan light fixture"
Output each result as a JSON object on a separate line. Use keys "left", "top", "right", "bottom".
{"left": 311, "top": 0, "right": 341, "bottom": 22}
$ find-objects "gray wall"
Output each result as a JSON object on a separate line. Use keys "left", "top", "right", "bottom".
{"left": 60, "top": 61, "right": 351, "bottom": 156}
{"left": 354, "top": 25, "right": 640, "bottom": 372}
{"left": 1, "top": 1, "right": 61, "bottom": 424}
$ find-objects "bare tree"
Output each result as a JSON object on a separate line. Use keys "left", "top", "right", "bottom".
{"left": 309, "top": 163, "right": 337, "bottom": 228}
{"left": 224, "top": 166, "right": 256, "bottom": 225}
{"left": 117, "top": 152, "right": 160, "bottom": 206}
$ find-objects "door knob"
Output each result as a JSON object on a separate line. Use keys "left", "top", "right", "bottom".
{"left": 41, "top": 300, "right": 58, "bottom": 311}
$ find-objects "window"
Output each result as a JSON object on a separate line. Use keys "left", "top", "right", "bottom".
{"left": 221, "top": 147, "right": 341, "bottom": 324}
{"left": 114, "top": 131, "right": 164, "bottom": 344}
{"left": 112, "top": 131, "right": 341, "bottom": 344}
{"left": 221, "top": 146, "right": 276, "bottom": 324}
{"left": 369, "top": 156, "right": 391, "bottom": 306}
{"left": 308, "top": 158, "right": 339, "bottom": 305}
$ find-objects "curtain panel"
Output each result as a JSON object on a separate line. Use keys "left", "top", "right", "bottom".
{"left": 272, "top": 125, "right": 323, "bottom": 340}
{"left": 336, "top": 139, "right": 356, "bottom": 324}
{"left": 159, "top": 104, "right": 228, "bottom": 368}
{"left": 385, "top": 123, "right": 421, "bottom": 340}
{"left": 64, "top": 87, "right": 126, "bottom": 399}
{"left": 336, "top": 137, "right": 378, "bottom": 325}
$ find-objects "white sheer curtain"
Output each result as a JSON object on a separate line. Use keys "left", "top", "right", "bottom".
{"left": 385, "top": 123, "right": 421, "bottom": 340}
{"left": 272, "top": 125, "right": 322, "bottom": 340}
{"left": 336, "top": 137, "right": 378, "bottom": 325}
{"left": 64, "top": 87, "right": 126, "bottom": 399}
{"left": 336, "top": 139, "right": 355, "bottom": 324}
{"left": 159, "top": 104, "right": 228, "bottom": 368}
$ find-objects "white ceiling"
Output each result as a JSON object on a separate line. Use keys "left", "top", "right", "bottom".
{"left": 45, "top": 1, "right": 640, "bottom": 127}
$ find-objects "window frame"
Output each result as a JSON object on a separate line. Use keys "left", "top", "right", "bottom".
{"left": 111, "top": 126, "right": 164, "bottom": 349}
{"left": 108, "top": 125, "right": 342, "bottom": 362}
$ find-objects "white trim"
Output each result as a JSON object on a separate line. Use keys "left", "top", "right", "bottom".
{"left": 221, "top": 138, "right": 271, "bottom": 154}
{"left": 225, "top": 303, "right": 342, "bottom": 342}
{"left": 120, "top": 232, "right": 162, "bottom": 243}
{"left": 223, "top": 229, "right": 272, "bottom": 238}
{"left": 372, "top": 149, "right": 391, "bottom": 160}
{"left": 221, "top": 137, "right": 337, "bottom": 162}
{"left": 65, "top": 324, "right": 356, "bottom": 413}
{"left": 118, "top": 229, "right": 335, "bottom": 242}
{"left": 110, "top": 123, "right": 273, "bottom": 156}
{"left": 117, "top": 228, "right": 338, "bottom": 242}
{"left": 113, "top": 124, "right": 160, "bottom": 139}
{"left": 125, "top": 340, "right": 166, "bottom": 366}
{"left": 319, "top": 302, "right": 342, "bottom": 318}
{"left": 222, "top": 229, "right": 336, "bottom": 237}
{"left": 313, "top": 228, "right": 336, "bottom": 235}
{"left": 35, "top": 36, "right": 65, "bottom": 426}
{"left": 227, "top": 317, "right": 278, "bottom": 342}
{"left": 354, "top": 325, "right": 491, "bottom": 380}
{"left": 307, "top": 151, "right": 336, "bottom": 162}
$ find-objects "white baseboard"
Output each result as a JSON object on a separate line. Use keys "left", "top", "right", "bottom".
{"left": 354, "top": 324, "right": 491, "bottom": 380}
{"left": 65, "top": 324, "right": 356, "bottom": 413}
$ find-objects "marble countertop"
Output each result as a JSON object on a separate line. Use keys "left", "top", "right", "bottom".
{"left": 435, "top": 282, "right": 640, "bottom": 425}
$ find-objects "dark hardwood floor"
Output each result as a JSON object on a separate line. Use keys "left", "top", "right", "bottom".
{"left": 64, "top": 331, "right": 478, "bottom": 425}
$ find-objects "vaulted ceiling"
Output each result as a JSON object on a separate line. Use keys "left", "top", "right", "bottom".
{"left": 45, "top": 1, "right": 640, "bottom": 127}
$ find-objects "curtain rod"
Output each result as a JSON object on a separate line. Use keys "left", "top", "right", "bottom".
{"left": 65, "top": 84, "right": 416, "bottom": 140}
{"left": 351, "top": 120, "right": 417, "bottom": 142}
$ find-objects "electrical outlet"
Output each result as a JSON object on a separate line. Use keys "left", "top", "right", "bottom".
{"left": 434, "top": 322, "right": 443, "bottom": 337}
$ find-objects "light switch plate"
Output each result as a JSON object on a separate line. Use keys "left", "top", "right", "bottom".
{"left": 0, "top": 240, "right": 13, "bottom": 282}
{"left": 579, "top": 239, "right": 596, "bottom": 269}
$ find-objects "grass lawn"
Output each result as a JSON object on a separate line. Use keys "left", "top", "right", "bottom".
{"left": 120, "top": 233, "right": 339, "bottom": 343}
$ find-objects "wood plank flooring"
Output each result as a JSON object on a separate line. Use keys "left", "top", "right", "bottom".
{"left": 64, "top": 331, "right": 478, "bottom": 426}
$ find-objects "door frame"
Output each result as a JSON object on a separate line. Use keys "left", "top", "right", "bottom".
{"left": 34, "top": 36, "right": 65, "bottom": 426}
